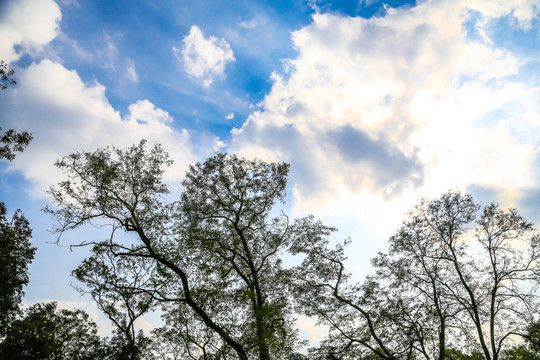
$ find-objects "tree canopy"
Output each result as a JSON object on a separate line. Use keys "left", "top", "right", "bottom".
{"left": 42, "top": 140, "right": 540, "bottom": 360}
{"left": 291, "top": 191, "right": 540, "bottom": 360}
{"left": 46, "top": 141, "right": 304, "bottom": 360}
{"left": 0, "top": 302, "right": 105, "bottom": 360}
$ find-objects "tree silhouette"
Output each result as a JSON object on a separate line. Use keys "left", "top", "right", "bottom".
{"left": 46, "top": 141, "right": 306, "bottom": 360}
{"left": 0, "top": 302, "right": 105, "bottom": 360}
{"left": 0, "top": 202, "right": 35, "bottom": 336}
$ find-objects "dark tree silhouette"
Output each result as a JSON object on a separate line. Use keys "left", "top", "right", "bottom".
{"left": 291, "top": 192, "right": 540, "bottom": 360}
{"left": 0, "top": 59, "right": 36, "bottom": 336}
{"left": 45, "top": 141, "right": 305, "bottom": 360}
{"left": 0, "top": 128, "right": 33, "bottom": 162}
{"left": 0, "top": 302, "right": 105, "bottom": 360}
{"left": 0, "top": 202, "right": 35, "bottom": 336}
{"left": 0, "top": 60, "right": 33, "bottom": 162}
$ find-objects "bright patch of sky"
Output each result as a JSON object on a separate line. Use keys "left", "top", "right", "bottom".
{"left": 1, "top": 0, "right": 540, "bottom": 348}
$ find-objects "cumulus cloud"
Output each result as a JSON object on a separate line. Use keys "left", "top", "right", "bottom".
{"left": 230, "top": 0, "right": 540, "bottom": 221}
{"left": 0, "top": 0, "right": 61, "bottom": 63}
{"left": 0, "top": 60, "right": 195, "bottom": 198}
{"left": 174, "top": 25, "right": 235, "bottom": 88}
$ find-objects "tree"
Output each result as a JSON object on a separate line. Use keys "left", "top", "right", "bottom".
{"left": 178, "top": 152, "right": 302, "bottom": 360}
{"left": 0, "top": 202, "right": 35, "bottom": 336}
{"left": 45, "top": 141, "right": 304, "bottom": 360}
{"left": 0, "top": 134, "right": 35, "bottom": 329}
{"left": 394, "top": 192, "right": 540, "bottom": 360}
{"left": 106, "top": 330, "right": 152, "bottom": 360}
{"left": 291, "top": 192, "right": 540, "bottom": 360}
{"left": 0, "top": 60, "right": 16, "bottom": 90}
{"left": 72, "top": 245, "right": 158, "bottom": 360}
{"left": 368, "top": 194, "right": 479, "bottom": 359}
{"left": 289, "top": 216, "right": 407, "bottom": 360}
{"left": 0, "top": 302, "right": 105, "bottom": 360}
{"left": 0, "top": 126, "right": 35, "bottom": 334}
{"left": 0, "top": 64, "right": 35, "bottom": 335}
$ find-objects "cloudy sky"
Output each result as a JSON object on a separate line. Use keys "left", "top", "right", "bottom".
{"left": 1, "top": 0, "right": 540, "bottom": 344}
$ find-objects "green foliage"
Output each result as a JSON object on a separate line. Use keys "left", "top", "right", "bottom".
{"left": 156, "top": 265, "right": 167, "bottom": 275}
{"left": 44, "top": 141, "right": 540, "bottom": 360}
{"left": 0, "top": 202, "right": 35, "bottom": 336}
{"left": 0, "top": 128, "right": 33, "bottom": 162}
{"left": 106, "top": 329, "right": 151, "bottom": 360}
{"left": 0, "top": 60, "right": 16, "bottom": 90}
{"left": 72, "top": 245, "right": 159, "bottom": 360}
{"left": 146, "top": 305, "right": 235, "bottom": 360}
{"left": 445, "top": 348, "right": 485, "bottom": 360}
{"left": 179, "top": 153, "right": 300, "bottom": 359}
{"left": 0, "top": 62, "right": 32, "bottom": 162}
{"left": 0, "top": 70, "right": 35, "bottom": 334}
{"left": 503, "top": 322, "right": 540, "bottom": 360}
{"left": 292, "top": 191, "right": 540, "bottom": 360}
{"left": 0, "top": 302, "right": 105, "bottom": 360}
{"left": 46, "top": 142, "right": 305, "bottom": 360}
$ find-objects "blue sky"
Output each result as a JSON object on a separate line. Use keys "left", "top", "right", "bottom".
{"left": 1, "top": 0, "right": 540, "bottom": 345}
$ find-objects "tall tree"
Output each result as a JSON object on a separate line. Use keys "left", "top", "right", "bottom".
{"left": 0, "top": 202, "right": 35, "bottom": 336}
{"left": 178, "top": 152, "right": 301, "bottom": 360}
{"left": 0, "top": 302, "right": 105, "bottom": 360}
{"left": 45, "top": 141, "right": 304, "bottom": 360}
{"left": 0, "top": 62, "right": 35, "bottom": 335}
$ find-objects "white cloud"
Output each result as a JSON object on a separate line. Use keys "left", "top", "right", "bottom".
{"left": 125, "top": 99, "right": 172, "bottom": 125}
{"left": 134, "top": 318, "right": 155, "bottom": 335}
{"left": 174, "top": 25, "right": 235, "bottom": 88}
{"left": 0, "top": 0, "right": 61, "bottom": 63}
{"left": 100, "top": 33, "right": 120, "bottom": 69}
{"left": 295, "top": 315, "right": 328, "bottom": 349}
{"left": 239, "top": 19, "right": 258, "bottom": 29}
{"left": 213, "top": 137, "right": 226, "bottom": 151}
{"left": 225, "top": 112, "right": 234, "bottom": 120}
{"left": 0, "top": 60, "right": 195, "bottom": 198}
{"left": 125, "top": 58, "right": 139, "bottom": 83}
{"left": 464, "top": 0, "right": 540, "bottom": 29}
{"left": 230, "top": 0, "right": 540, "bottom": 235}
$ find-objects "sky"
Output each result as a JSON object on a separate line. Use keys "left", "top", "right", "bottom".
{"left": 1, "top": 0, "right": 540, "bottom": 347}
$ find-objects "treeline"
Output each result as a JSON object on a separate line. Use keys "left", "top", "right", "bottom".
{"left": 2, "top": 138, "right": 538, "bottom": 360}
{"left": 0, "top": 63, "right": 539, "bottom": 359}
